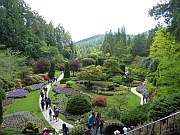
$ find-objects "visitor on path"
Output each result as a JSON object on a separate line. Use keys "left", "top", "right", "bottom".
{"left": 88, "top": 111, "right": 96, "bottom": 134}
{"left": 84, "top": 124, "right": 94, "bottom": 135}
{"left": 48, "top": 97, "right": 51, "bottom": 107}
{"left": 62, "top": 123, "right": 69, "bottom": 135}
{"left": 41, "top": 99, "right": 45, "bottom": 110}
{"left": 45, "top": 97, "right": 49, "bottom": 110}
{"left": 54, "top": 108, "right": 60, "bottom": 122}
{"left": 43, "top": 127, "right": 49, "bottom": 135}
{"left": 96, "top": 112, "right": 104, "bottom": 135}
{"left": 49, "top": 109, "right": 52, "bottom": 121}
{"left": 41, "top": 91, "right": 44, "bottom": 99}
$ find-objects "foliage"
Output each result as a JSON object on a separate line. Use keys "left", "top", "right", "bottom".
{"left": 77, "top": 65, "right": 102, "bottom": 84}
{"left": 149, "top": 0, "right": 180, "bottom": 41}
{"left": 40, "top": 74, "right": 50, "bottom": 81}
{"left": 69, "top": 59, "right": 81, "bottom": 76}
{"left": 64, "top": 62, "right": 70, "bottom": 78}
{"left": 70, "top": 125, "right": 85, "bottom": 135}
{"left": 121, "top": 104, "right": 150, "bottom": 127}
{"left": 66, "top": 95, "right": 91, "bottom": 115}
{"left": 60, "top": 78, "right": 70, "bottom": 84}
{"left": 21, "top": 121, "right": 39, "bottom": 133}
{"left": 0, "top": 89, "right": 6, "bottom": 100}
{"left": 48, "top": 61, "right": 55, "bottom": 79}
{"left": 0, "top": 94, "right": 2, "bottom": 125}
{"left": 106, "top": 84, "right": 115, "bottom": 91}
{"left": 0, "top": 128, "right": 21, "bottom": 135}
{"left": 103, "top": 123, "right": 124, "bottom": 135}
{"left": 149, "top": 92, "right": 180, "bottom": 120}
{"left": 82, "top": 58, "right": 96, "bottom": 67}
{"left": 92, "top": 96, "right": 107, "bottom": 107}
{"left": 105, "top": 106, "right": 121, "bottom": 119}
{"left": 66, "top": 81, "right": 73, "bottom": 88}
{"left": 0, "top": 49, "right": 27, "bottom": 81}
{"left": 24, "top": 86, "right": 33, "bottom": 92}
{"left": 34, "top": 57, "right": 51, "bottom": 74}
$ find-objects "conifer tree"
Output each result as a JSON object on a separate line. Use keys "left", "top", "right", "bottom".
{"left": 64, "top": 62, "right": 70, "bottom": 78}
{"left": 48, "top": 61, "right": 55, "bottom": 79}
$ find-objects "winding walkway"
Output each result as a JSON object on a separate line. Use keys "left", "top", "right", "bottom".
{"left": 39, "top": 73, "right": 73, "bottom": 133}
{"left": 131, "top": 87, "right": 143, "bottom": 105}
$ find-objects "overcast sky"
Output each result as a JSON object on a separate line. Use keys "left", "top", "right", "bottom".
{"left": 24, "top": 0, "right": 157, "bottom": 42}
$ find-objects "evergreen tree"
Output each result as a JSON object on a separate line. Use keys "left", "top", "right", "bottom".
{"left": 64, "top": 62, "right": 70, "bottom": 78}
{"left": 48, "top": 61, "right": 55, "bottom": 79}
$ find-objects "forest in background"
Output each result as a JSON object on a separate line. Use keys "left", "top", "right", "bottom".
{"left": 0, "top": 0, "right": 180, "bottom": 101}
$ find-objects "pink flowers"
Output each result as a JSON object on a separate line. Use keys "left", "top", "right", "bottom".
{"left": 92, "top": 96, "right": 107, "bottom": 107}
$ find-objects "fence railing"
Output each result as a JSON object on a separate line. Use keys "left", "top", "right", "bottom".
{"left": 126, "top": 111, "right": 180, "bottom": 135}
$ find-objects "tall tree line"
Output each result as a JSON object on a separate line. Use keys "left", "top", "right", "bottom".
{"left": 0, "top": 0, "right": 74, "bottom": 60}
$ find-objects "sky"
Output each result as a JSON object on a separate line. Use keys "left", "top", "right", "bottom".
{"left": 24, "top": 0, "right": 157, "bottom": 42}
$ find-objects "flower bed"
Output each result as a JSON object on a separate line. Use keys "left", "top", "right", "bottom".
{"left": 53, "top": 86, "right": 64, "bottom": 92}
{"left": 7, "top": 89, "right": 28, "bottom": 98}
{"left": 33, "top": 83, "right": 44, "bottom": 91}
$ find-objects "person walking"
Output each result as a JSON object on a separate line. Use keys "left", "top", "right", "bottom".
{"left": 88, "top": 112, "right": 96, "bottom": 135}
{"left": 54, "top": 108, "right": 60, "bottom": 122}
{"left": 41, "top": 99, "right": 45, "bottom": 110}
{"left": 62, "top": 123, "right": 69, "bottom": 135}
{"left": 49, "top": 109, "right": 52, "bottom": 121}
{"left": 45, "top": 97, "right": 49, "bottom": 110}
{"left": 84, "top": 124, "right": 94, "bottom": 135}
{"left": 96, "top": 112, "right": 104, "bottom": 135}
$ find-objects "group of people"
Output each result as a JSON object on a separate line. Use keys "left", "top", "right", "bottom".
{"left": 40, "top": 88, "right": 51, "bottom": 111}
{"left": 142, "top": 90, "right": 148, "bottom": 104}
{"left": 85, "top": 112, "right": 105, "bottom": 135}
{"left": 42, "top": 123, "right": 69, "bottom": 135}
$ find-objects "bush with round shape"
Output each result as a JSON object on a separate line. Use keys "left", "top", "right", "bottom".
{"left": 24, "top": 86, "right": 33, "bottom": 92}
{"left": 66, "top": 95, "right": 91, "bottom": 115}
{"left": 66, "top": 81, "right": 73, "bottom": 88}
{"left": 21, "top": 121, "right": 39, "bottom": 133}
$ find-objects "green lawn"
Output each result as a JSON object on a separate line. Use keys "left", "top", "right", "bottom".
{"left": 55, "top": 70, "right": 61, "bottom": 78}
{"left": 3, "top": 90, "right": 50, "bottom": 126}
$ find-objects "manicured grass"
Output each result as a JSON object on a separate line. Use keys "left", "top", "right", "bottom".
{"left": 55, "top": 70, "right": 61, "bottom": 78}
{"left": 86, "top": 90, "right": 140, "bottom": 111}
{"left": 3, "top": 90, "right": 50, "bottom": 126}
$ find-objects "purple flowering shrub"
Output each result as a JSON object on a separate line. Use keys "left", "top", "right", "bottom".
{"left": 33, "top": 83, "right": 44, "bottom": 91}
{"left": 137, "top": 85, "right": 145, "bottom": 90}
{"left": 7, "top": 89, "right": 29, "bottom": 98}
{"left": 53, "top": 86, "right": 64, "bottom": 92}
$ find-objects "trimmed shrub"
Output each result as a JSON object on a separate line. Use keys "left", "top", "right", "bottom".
{"left": 48, "top": 61, "right": 55, "bottom": 79}
{"left": 121, "top": 104, "right": 150, "bottom": 127}
{"left": 60, "top": 78, "right": 70, "bottom": 84}
{"left": 64, "top": 62, "right": 70, "bottom": 78}
{"left": 24, "top": 86, "right": 33, "bottom": 92}
{"left": 66, "top": 81, "right": 73, "bottom": 88}
{"left": 149, "top": 92, "right": 180, "bottom": 121}
{"left": 66, "top": 95, "right": 91, "bottom": 115}
{"left": 92, "top": 96, "right": 107, "bottom": 107}
{"left": 106, "top": 84, "right": 115, "bottom": 91}
{"left": 21, "top": 121, "right": 39, "bottom": 133}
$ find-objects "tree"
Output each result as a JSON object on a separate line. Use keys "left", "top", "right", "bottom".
{"left": 77, "top": 65, "right": 102, "bottom": 84}
{"left": 34, "top": 57, "right": 50, "bottom": 74}
{"left": 149, "top": 0, "right": 180, "bottom": 41}
{"left": 69, "top": 59, "right": 81, "bottom": 76}
{"left": 82, "top": 58, "right": 96, "bottom": 67}
{"left": 48, "top": 61, "right": 55, "bottom": 79}
{"left": 64, "top": 62, "right": 70, "bottom": 78}
{"left": 150, "top": 27, "right": 176, "bottom": 58}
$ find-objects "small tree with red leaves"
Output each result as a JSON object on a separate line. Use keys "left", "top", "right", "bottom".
{"left": 92, "top": 96, "right": 107, "bottom": 107}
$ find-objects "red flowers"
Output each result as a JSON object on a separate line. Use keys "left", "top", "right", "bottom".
{"left": 92, "top": 96, "right": 107, "bottom": 107}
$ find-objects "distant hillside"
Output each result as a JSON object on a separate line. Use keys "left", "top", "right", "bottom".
{"left": 75, "top": 34, "right": 104, "bottom": 57}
